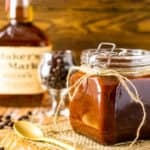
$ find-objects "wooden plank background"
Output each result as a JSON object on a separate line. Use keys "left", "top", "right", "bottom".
{"left": 0, "top": 0, "right": 150, "bottom": 60}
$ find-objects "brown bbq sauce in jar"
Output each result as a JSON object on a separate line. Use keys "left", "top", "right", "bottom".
{"left": 69, "top": 44, "right": 150, "bottom": 145}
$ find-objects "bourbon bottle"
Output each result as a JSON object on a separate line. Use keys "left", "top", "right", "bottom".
{"left": 0, "top": 0, "right": 52, "bottom": 107}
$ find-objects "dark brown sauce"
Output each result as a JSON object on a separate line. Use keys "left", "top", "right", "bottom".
{"left": 69, "top": 71, "right": 150, "bottom": 145}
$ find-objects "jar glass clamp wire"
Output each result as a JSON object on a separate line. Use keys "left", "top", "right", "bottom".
{"left": 68, "top": 42, "right": 150, "bottom": 145}
{"left": 87, "top": 42, "right": 116, "bottom": 68}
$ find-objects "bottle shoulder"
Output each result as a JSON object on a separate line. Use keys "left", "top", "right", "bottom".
{"left": 0, "top": 22, "right": 50, "bottom": 46}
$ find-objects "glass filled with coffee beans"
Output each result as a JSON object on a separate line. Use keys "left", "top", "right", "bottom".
{"left": 39, "top": 50, "right": 75, "bottom": 117}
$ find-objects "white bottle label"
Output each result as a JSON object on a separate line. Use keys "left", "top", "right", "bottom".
{"left": 0, "top": 46, "right": 51, "bottom": 94}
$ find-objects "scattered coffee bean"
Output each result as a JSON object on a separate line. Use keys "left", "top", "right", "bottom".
{"left": 8, "top": 122, "right": 14, "bottom": 127}
{"left": 0, "top": 112, "right": 30, "bottom": 129}
{"left": 0, "top": 123, "right": 5, "bottom": 129}
{"left": 4, "top": 115, "right": 11, "bottom": 121}
{"left": 27, "top": 111, "right": 32, "bottom": 116}
{"left": 18, "top": 115, "right": 29, "bottom": 121}
{"left": 0, "top": 109, "right": 51, "bottom": 130}
{"left": 3, "top": 120, "right": 10, "bottom": 126}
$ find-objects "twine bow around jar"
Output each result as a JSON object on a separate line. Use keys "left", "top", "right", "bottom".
{"left": 65, "top": 42, "right": 147, "bottom": 148}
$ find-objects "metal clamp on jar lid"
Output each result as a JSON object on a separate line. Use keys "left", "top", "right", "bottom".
{"left": 89, "top": 42, "right": 116, "bottom": 68}
{"left": 81, "top": 42, "right": 150, "bottom": 76}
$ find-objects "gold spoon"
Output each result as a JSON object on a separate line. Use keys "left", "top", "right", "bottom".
{"left": 13, "top": 120, "right": 79, "bottom": 150}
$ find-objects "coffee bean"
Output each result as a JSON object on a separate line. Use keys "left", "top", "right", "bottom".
{"left": 0, "top": 123, "right": 5, "bottom": 129}
{"left": 56, "top": 58, "right": 62, "bottom": 64}
{"left": 51, "top": 76, "right": 56, "bottom": 81}
{"left": 18, "top": 115, "right": 29, "bottom": 121}
{"left": 7, "top": 121, "right": 14, "bottom": 127}
{"left": 0, "top": 147, "right": 4, "bottom": 150}
{"left": 3, "top": 120, "right": 10, "bottom": 126}
{"left": 26, "top": 111, "right": 32, "bottom": 116}
{"left": 4, "top": 115, "right": 11, "bottom": 120}
{"left": 52, "top": 68, "right": 56, "bottom": 73}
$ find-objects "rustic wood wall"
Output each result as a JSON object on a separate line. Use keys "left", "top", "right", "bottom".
{"left": 0, "top": 0, "right": 150, "bottom": 59}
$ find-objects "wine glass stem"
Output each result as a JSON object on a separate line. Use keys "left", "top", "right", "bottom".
{"left": 48, "top": 88, "right": 69, "bottom": 117}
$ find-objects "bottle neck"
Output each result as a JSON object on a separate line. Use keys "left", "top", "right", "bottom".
{"left": 8, "top": 0, "right": 33, "bottom": 24}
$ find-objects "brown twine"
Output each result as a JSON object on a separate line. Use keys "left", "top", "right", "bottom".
{"left": 65, "top": 65, "right": 146, "bottom": 148}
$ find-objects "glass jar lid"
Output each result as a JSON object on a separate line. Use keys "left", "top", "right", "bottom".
{"left": 81, "top": 42, "right": 150, "bottom": 68}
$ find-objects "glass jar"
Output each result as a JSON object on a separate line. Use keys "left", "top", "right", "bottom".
{"left": 69, "top": 43, "right": 150, "bottom": 145}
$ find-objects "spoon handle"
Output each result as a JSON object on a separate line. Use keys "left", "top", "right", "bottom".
{"left": 41, "top": 137, "right": 80, "bottom": 150}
